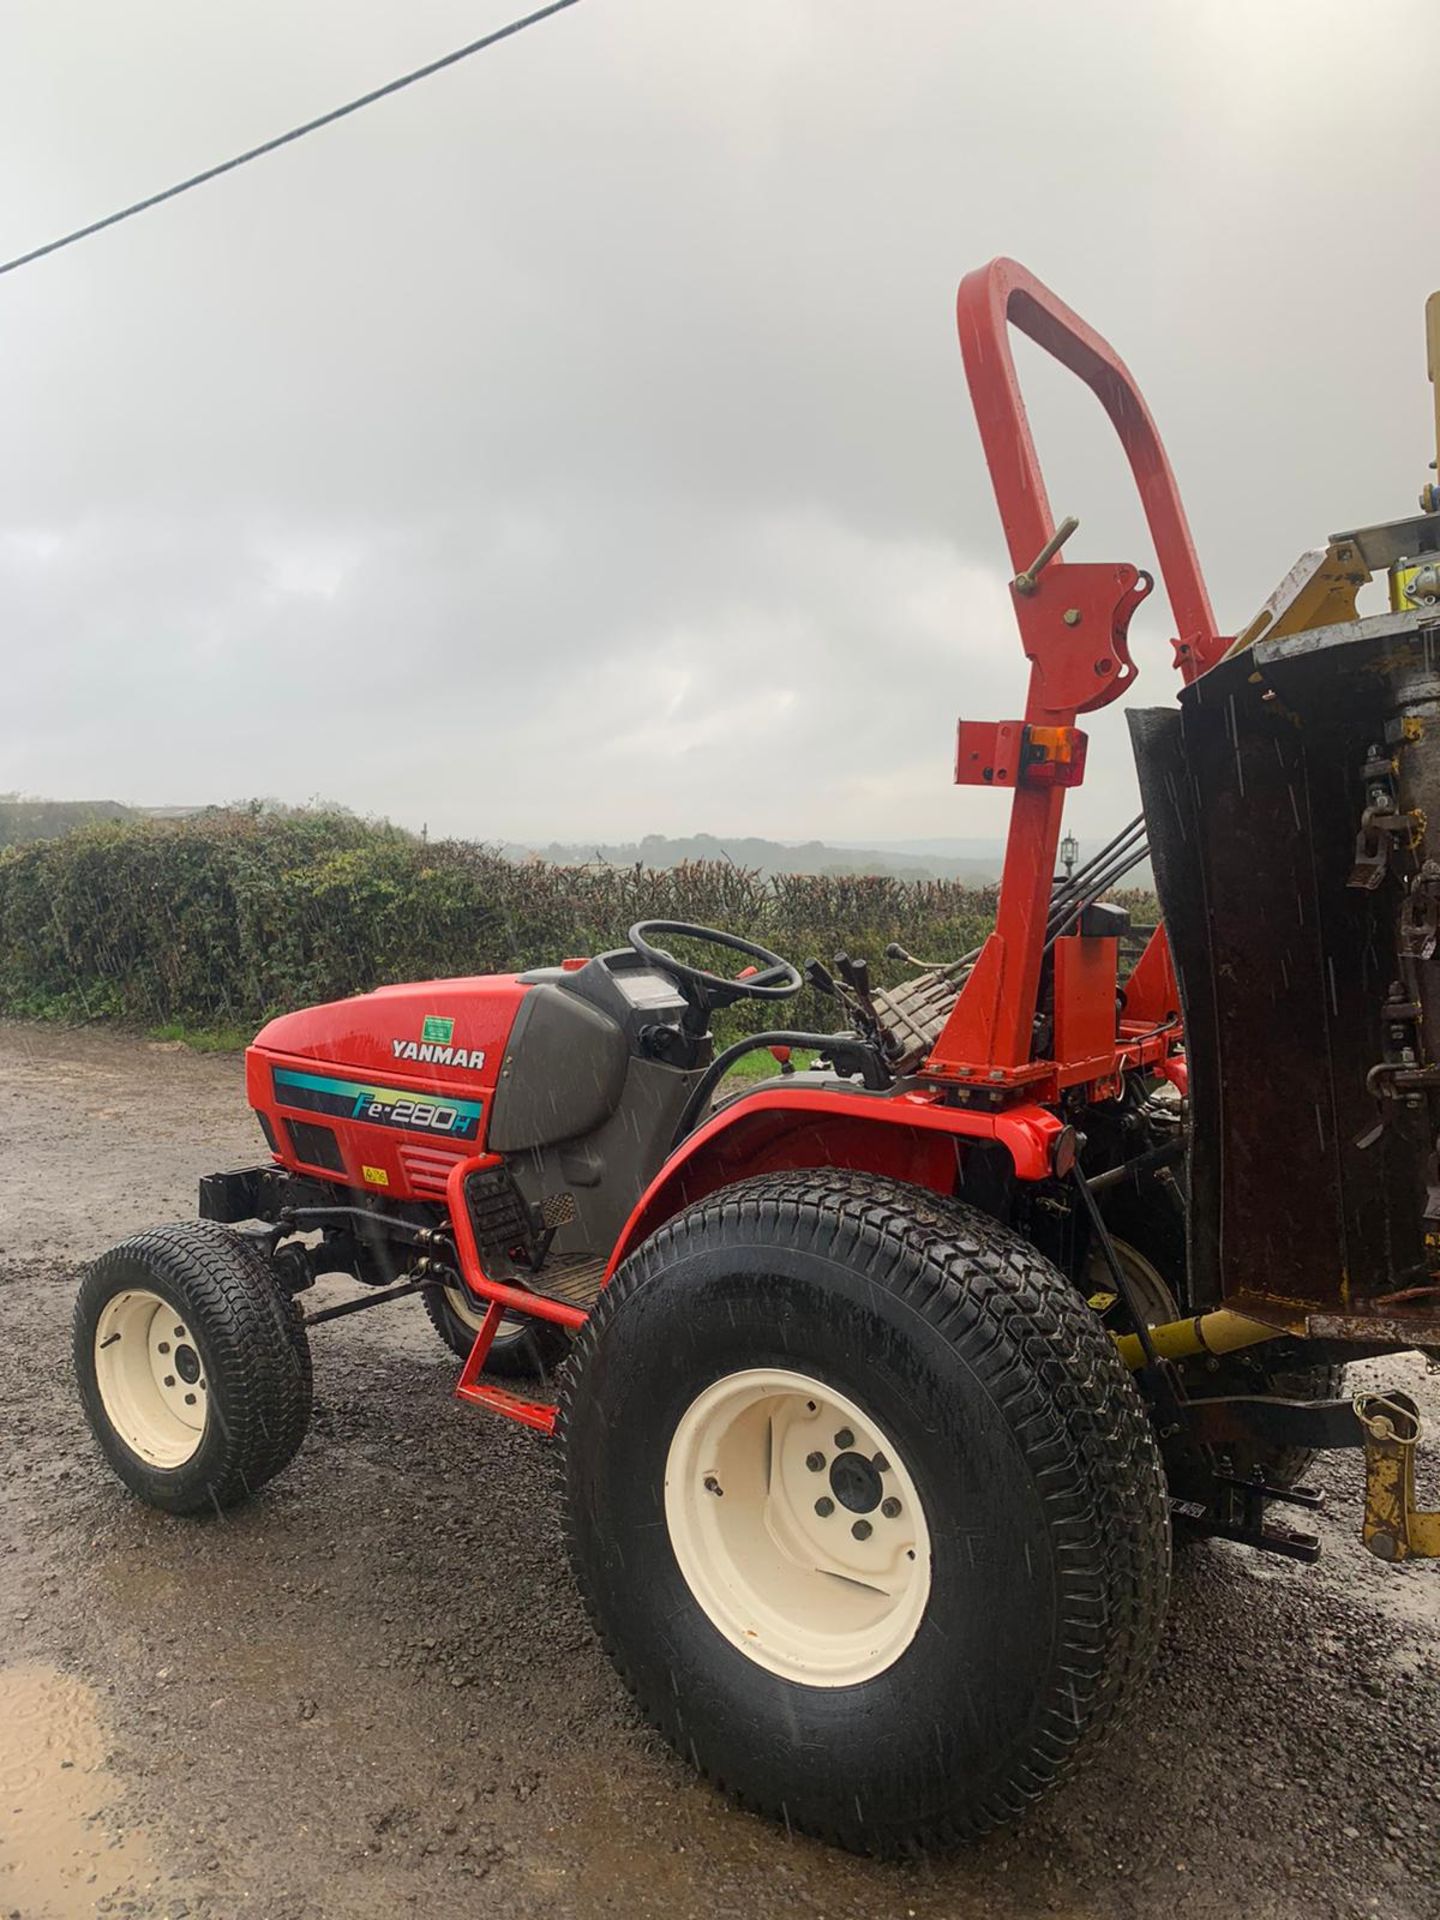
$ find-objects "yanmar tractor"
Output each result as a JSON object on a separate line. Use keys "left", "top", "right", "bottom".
{"left": 75, "top": 261, "right": 1440, "bottom": 1855}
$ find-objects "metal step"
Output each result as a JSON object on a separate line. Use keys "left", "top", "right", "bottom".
{"left": 532, "top": 1254, "right": 606, "bottom": 1310}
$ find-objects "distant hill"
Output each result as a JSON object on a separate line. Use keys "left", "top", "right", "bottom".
{"left": 1, "top": 803, "right": 1143, "bottom": 887}
{"left": 0, "top": 795, "right": 207, "bottom": 851}
{"left": 503, "top": 832, "right": 1005, "bottom": 882}
{"left": 0, "top": 796, "right": 138, "bottom": 848}
{"left": 505, "top": 831, "right": 1152, "bottom": 887}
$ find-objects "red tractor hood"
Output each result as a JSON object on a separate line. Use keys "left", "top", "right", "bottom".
{"left": 251, "top": 975, "right": 527, "bottom": 1088}
{"left": 245, "top": 975, "right": 533, "bottom": 1197}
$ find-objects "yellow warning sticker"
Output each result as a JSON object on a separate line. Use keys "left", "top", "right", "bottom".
{"left": 362, "top": 1164, "right": 389, "bottom": 1187}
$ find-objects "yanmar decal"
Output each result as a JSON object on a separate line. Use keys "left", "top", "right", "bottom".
{"left": 391, "top": 1038, "right": 486, "bottom": 1070}
{"left": 272, "top": 1067, "right": 482, "bottom": 1140}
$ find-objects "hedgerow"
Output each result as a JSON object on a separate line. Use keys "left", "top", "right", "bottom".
{"left": 0, "top": 808, "right": 1153, "bottom": 1043}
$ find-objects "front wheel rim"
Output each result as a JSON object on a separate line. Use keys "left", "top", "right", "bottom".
{"left": 443, "top": 1285, "right": 522, "bottom": 1344}
{"left": 93, "top": 1288, "right": 209, "bottom": 1468}
{"left": 664, "top": 1368, "right": 932, "bottom": 1687}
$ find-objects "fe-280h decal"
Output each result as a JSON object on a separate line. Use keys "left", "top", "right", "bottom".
{"left": 271, "top": 1067, "right": 483, "bottom": 1140}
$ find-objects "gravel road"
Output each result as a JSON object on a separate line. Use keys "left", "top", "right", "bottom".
{"left": 0, "top": 1019, "right": 1436, "bottom": 1920}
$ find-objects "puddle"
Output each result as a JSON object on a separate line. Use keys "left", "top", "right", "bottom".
{"left": 0, "top": 1662, "right": 166, "bottom": 1917}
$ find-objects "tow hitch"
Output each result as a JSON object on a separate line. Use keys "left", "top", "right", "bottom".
{"left": 1357, "top": 1391, "right": 1440, "bottom": 1562}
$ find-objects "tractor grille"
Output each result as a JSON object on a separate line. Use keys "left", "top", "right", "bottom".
{"left": 285, "top": 1118, "right": 346, "bottom": 1174}
{"left": 398, "top": 1141, "right": 468, "bottom": 1198}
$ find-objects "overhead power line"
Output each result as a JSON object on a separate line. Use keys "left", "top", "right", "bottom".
{"left": 0, "top": 0, "right": 586, "bottom": 279}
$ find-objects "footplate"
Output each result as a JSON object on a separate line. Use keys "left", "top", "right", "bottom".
{"left": 1356, "top": 1391, "right": 1440, "bottom": 1562}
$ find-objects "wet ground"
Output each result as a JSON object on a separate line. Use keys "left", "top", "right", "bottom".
{"left": 0, "top": 1018, "right": 1437, "bottom": 1919}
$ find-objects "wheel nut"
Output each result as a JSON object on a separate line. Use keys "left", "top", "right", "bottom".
{"left": 881, "top": 1497, "right": 901, "bottom": 1519}
{"left": 814, "top": 1497, "right": 835, "bottom": 1517}
{"left": 163, "top": 1375, "right": 175, "bottom": 1388}
{"left": 157, "top": 1341, "right": 170, "bottom": 1355}
{"left": 184, "top": 1393, "right": 196, "bottom": 1406}
{"left": 834, "top": 1427, "right": 854, "bottom": 1449}
{"left": 872, "top": 1452, "right": 890, "bottom": 1473}
{"left": 852, "top": 1519, "right": 872, "bottom": 1541}
{"left": 174, "top": 1326, "right": 185, "bottom": 1339}
{"left": 805, "top": 1451, "right": 825, "bottom": 1472}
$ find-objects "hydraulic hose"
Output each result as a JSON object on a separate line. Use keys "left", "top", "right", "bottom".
{"left": 1046, "top": 817, "right": 1148, "bottom": 939}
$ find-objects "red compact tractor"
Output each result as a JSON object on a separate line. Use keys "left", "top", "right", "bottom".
{"left": 75, "top": 261, "right": 1440, "bottom": 1854}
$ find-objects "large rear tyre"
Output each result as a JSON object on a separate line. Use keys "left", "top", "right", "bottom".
{"left": 559, "top": 1170, "right": 1170, "bottom": 1854}
{"left": 75, "top": 1222, "right": 312, "bottom": 1515}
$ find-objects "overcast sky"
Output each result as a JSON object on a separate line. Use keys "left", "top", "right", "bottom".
{"left": 1, "top": 0, "right": 1436, "bottom": 847}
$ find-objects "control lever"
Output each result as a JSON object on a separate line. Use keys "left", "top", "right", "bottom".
{"left": 1012, "top": 513, "right": 1079, "bottom": 595}
{"left": 834, "top": 951, "right": 872, "bottom": 1000}
{"left": 833, "top": 954, "right": 884, "bottom": 1046}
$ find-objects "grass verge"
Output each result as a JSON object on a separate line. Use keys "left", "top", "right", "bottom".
{"left": 148, "top": 1022, "right": 254, "bottom": 1053}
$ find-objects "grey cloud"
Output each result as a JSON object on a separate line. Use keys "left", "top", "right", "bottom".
{"left": 1, "top": 0, "right": 1436, "bottom": 844}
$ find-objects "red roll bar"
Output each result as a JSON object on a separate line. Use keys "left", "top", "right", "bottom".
{"left": 929, "top": 259, "right": 1224, "bottom": 1083}
{"left": 955, "top": 256, "right": 1221, "bottom": 682}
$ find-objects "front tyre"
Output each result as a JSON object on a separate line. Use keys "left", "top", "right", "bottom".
{"left": 421, "top": 1280, "right": 571, "bottom": 1379}
{"left": 75, "top": 1222, "right": 312, "bottom": 1515}
{"left": 559, "top": 1170, "right": 1170, "bottom": 1854}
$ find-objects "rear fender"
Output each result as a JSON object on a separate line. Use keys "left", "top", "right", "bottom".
{"left": 604, "top": 1086, "right": 1062, "bottom": 1277}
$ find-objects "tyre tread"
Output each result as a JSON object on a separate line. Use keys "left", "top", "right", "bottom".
{"left": 75, "top": 1220, "right": 312, "bottom": 1514}
{"left": 557, "top": 1168, "right": 1169, "bottom": 1853}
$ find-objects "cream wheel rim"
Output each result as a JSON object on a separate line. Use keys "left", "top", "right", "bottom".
{"left": 443, "top": 1285, "right": 521, "bottom": 1343}
{"left": 93, "top": 1289, "right": 209, "bottom": 1468}
{"left": 664, "top": 1368, "right": 931, "bottom": 1687}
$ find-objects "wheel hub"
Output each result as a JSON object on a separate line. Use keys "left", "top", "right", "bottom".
{"left": 664, "top": 1368, "right": 932, "bottom": 1687}
{"left": 828, "top": 1450, "right": 883, "bottom": 1513}
{"left": 94, "top": 1290, "right": 209, "bottom": 1468}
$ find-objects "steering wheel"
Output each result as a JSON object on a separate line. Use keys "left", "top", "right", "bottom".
{"left": 627, "top": 920, "right": 803, "bottom": 1010}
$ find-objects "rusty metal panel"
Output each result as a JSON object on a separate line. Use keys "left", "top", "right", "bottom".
{"left": 1130, "top": 615, "right": 1440, "bottom": 1336}
{"left": 1052, "top": 933, "right": 1119, "bottom": 1088}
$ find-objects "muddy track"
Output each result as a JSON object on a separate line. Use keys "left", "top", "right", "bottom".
{"left": 0, "top": 1019, "right": 1436, "bottom": 1919}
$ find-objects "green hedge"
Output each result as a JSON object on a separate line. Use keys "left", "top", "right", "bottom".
{"left": 0, "top": 808, "right": 1152, "bottom": 1043}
